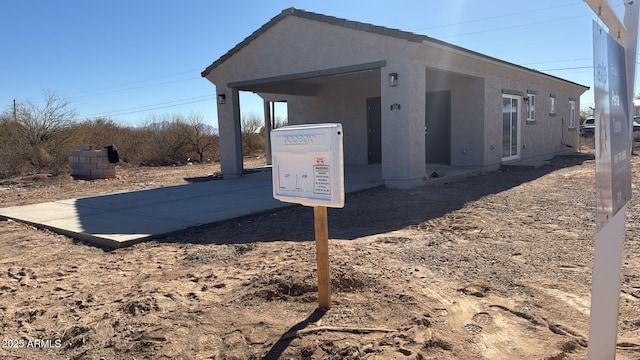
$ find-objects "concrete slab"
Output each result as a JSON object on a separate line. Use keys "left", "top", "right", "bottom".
{"left": 0, "top": 166, "right": 383, "bottom": 248}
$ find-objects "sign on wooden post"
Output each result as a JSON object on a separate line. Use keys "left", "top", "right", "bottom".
{"left": 271, "top": 123, "right": 344, "bottom": 309}
{"left": 314, "top": 206, "right": 331, "bottom": 309}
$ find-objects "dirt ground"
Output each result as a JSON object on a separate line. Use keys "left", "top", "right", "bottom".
{"left": 1, "top": 144, "right": 639, "bottom": 360}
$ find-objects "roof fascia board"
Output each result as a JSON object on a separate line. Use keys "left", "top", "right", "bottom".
{"left": 202, "top": 7, "right": 589, "bottom": 91}
{"left": 227, "top": 60, "right": 387, "bottom": 88}
{"left": 422, "top": 40, "right": 590, "bottom": 91}
{"left": 201, "top": 10, "right": 287, "bottom": 78}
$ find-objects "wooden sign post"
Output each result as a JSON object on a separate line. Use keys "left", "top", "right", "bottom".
{"left": 270, "top": 123, "right": 344, "bottom": 310}
{"left": 314, "top": 206, "right": 331, "bottom": 309}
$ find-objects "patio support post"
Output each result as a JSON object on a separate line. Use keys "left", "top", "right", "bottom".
{"left": 380, "top": 61, "right": 426, "bottom": 188}
{"left": 264, "top": 100, "right": 273, "bottom": 165}
{"left": 218, "top": 87, "right": 243, "bottom": 178}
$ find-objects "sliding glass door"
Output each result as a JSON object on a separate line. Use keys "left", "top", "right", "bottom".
{"left": 502, "top": 95, "right": 521, "bottom": 161}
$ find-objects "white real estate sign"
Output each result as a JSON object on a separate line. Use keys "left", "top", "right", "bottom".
{"left": 271, "top": 123, "right": 344, "bottom": 309}
{"left": 271, "top": 123, "right": 345, "bottom": 208}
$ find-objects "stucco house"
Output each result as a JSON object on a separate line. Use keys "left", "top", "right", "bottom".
{"left": 202, "top": 7, "right": 589, "bottom": 189}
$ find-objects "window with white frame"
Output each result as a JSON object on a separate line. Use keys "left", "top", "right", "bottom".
{"left": 549, "top": 95, "right": 556, "bottom": 115}
{"left": 569, "top": 100, "right": 576, "bottom": 128}
{"left": 527, "top": 94, "right": 536, "bottom": 122}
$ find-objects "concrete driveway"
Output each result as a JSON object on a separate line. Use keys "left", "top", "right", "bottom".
{"left": 0, "top": 166, "right": 383, "bottom": 248}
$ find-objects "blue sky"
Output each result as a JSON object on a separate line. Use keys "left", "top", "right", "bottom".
{"left": 0, "top": 0, "right": 631, "bottom": 128}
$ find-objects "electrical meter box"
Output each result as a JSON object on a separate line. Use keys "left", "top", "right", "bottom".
{"left": 271, "top": 123, "right": 344, "bottom": 208}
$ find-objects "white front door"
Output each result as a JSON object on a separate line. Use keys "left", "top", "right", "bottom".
{"left": 502, "top": 95, "right": 521, "bottom": 161}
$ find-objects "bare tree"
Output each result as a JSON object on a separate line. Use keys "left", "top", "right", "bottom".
{"left": 241, "top": 112, "right": 265, "bottom": 154}
{"left": 11, "top": 91, "right": 77, "bottom": 169}
{"left": 273, "top": 116, "right": 287, "bottom": 129}
{"left": 241, "top": 112, "right": 262, "bottom": 134}
{"left": 16, "top": 91, "right": 76, "bottom": 148}
{"left": 137, "top": 113, "right": 219, "bottom": 165}
{"left": 184, "top": 114, "right": 218, "bottom": 163}
{"left": 141, "top": 114, "right": 192, "bottom": 165}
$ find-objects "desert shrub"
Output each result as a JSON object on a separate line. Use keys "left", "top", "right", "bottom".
{"left": 0, "top": 92, "right": 76, "bottom": 177}
{"left": 138, "top": 115, "right": 191, "bottom": 165}
{"left": 70, "top": 114, "right": 219, "bottom": 167}
{"left": 71, "top": 117, "right": 121, "bottom": 146}
{"left": 116, "top": 127, "right": 149, "bottom": 165}
{"left": 0, "top": 97, "right": 220, "bottom": 177}
{"left": 134, "top": 114, "right": 219, "bottom": 166}
{"left": 0, "top": 117, "right": 32, "bottom": 177}
{"left": 70, "top": 118, "right": 144, "bottom": 165}
{"left": 242, "top": 113, "right": 265, "bottom": 155}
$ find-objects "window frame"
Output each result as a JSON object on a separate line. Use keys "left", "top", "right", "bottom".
{"left": 568, "top": 99, "right": 576, "bottom": 129}
{"left": 502, "top": 94, "right": 521, "bottom": 162}
{"left": 526, "top": 94, "right": 536, "bottom": 123}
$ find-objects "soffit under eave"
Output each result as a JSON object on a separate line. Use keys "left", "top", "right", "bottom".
{"left": 226, "top": 61, "right": 385, "bottom": 96}
{"left": 234, "top": 82, "right": 321, "bottom": 96}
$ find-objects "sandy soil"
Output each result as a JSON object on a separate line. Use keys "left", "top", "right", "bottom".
{"left": 1, "top": 145, "right": 639, "bottom": 359}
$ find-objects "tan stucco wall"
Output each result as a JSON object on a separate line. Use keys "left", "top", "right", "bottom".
{"left": 380, "top": 58, "right": 426, "bottom": 187}
{"left": 207, "top": 16, "right": 413, "bottom": 85}
{"left": 204, "top": 12, "right": 587, "bottom": 184}
{"left": 483, "top": 77, "right": 582, "bottom": 170}
{"left": 285, "top": 76, "right": 380, "bottom": 165}
{"left": 410, "top": 39, "right": 585, "bottom": 170}
{"left": 426, "top": 69, "right": 486, "bottom": 167}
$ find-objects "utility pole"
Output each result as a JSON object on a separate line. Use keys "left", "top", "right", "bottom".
{"left": 13, "top": 99, "right": 17, "bottom": 121}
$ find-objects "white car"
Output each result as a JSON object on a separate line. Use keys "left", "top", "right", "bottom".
{"left": 580, "top": 117, "right": 595, "bottom": 137}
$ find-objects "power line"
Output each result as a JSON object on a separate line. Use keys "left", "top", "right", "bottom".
{"left": 80, "top": 95, "right": 215, "bottom": 118}
{"left": 102, "top": 97, "right": 215, "bottom": 118}
{"left": 437, "top": 14, "right": 590, "bottom": 40}
{"left": 413, "top": 1, "right": 583, "bottom": 33}
{"left": 70, "top": 76, "right": 199, "bottom": 99}
{"left": 522, "top": 58, "right": 592, "bottom": 66}
{"left": 66, "top": 68, "right": 202, "bottom": 98}
{"left": 537, "top": 59, "right": 640, "bottom": 71}
{"left": 2, "top": 68, "right": 206, "bottom": 114}
{"left": 1, "top": 100, "right": 14, "bottom": 109}
{"left": 538, "top": 66, "right": 593, "bottom": 71}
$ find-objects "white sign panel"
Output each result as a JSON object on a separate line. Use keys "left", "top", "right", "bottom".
{"left": 271, "top": 123, "right": 344, "bottom": 208}
{"left": 593, "top": 21, "right": 632, "bottom": 232}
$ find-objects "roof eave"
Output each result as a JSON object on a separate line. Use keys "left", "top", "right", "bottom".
{"left": 201, "top": 8, "right": 296, "bottom": 78}
{"left": 201, "top": 7, "right": 590, "bottom": 92}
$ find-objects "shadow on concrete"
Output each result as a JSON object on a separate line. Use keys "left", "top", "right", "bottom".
{"left": 64, "top": 165, "right": 380, "bottom": 247}
{"left": 156, "top": 155, "right": 594, "bottom": 246}
{"left": 183, "top": 166, "right": 263, "bottom": 183}
{"left": 0, "top": 157, "right": 593, "bottom": 249}
{"left": 183, "top": 174, "right": 223, "bottom": 183}
{"left": 67, "top": 170, "right": 286, "bottom": 247}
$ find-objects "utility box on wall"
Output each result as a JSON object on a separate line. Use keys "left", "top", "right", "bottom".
{"left": 271, "top": 123, "right": 344, "bottom": 208}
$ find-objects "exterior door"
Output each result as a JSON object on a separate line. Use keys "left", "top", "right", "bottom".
{"left": 425, "top": 91, "right": 451, "bottom": 164}
{"left": 502, "top": 95, "right": 521, "bottom": 161}
{"left": 367, "top": 97, "right": 382, "bottom": 164}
